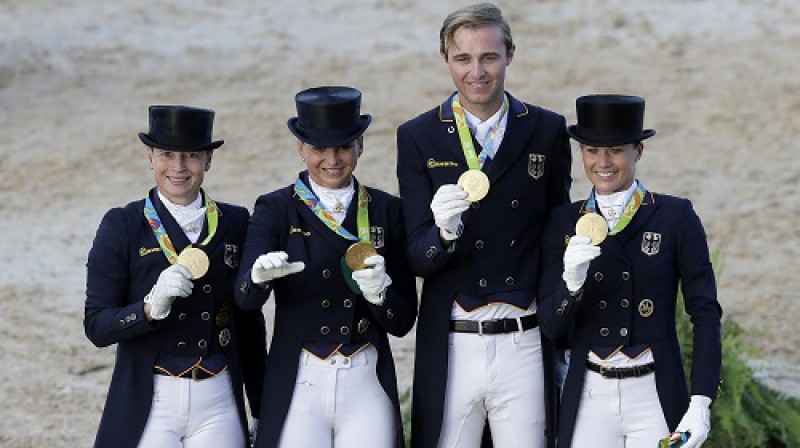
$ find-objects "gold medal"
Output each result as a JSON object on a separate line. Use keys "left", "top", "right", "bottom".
{"left": 575, "top": 213, "right": 608, "bottom": 246}
{"left": 345, "top": 242, "right": 378, "bottom": 271}
{"left": 176, "top": 246, "right": 210, "bottom": 279}
{"left": 457, "top": 169, "right": 490, "bottom": 202}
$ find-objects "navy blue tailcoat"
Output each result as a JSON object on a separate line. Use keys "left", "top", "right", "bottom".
{"left": 234, "top": 173, "right": 418, "bottom": 448}
{"left": 85, "top": 188, "right": 266, "bottom": 448}
{"left": 538, "top": 192, "right": 722, "bottom": 447}
{"left": 396, "top": 92, "right": 572, "bottom": 448}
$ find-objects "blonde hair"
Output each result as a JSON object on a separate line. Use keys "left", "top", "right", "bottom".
{"left": 439, "top": 3, "right": 513, "bottom": 58}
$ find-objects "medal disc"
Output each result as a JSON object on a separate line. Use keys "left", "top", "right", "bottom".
{"left": 345, "top": 242, "right": 378, "bottom": 271}
{"left": 575, "top": 213, "right": 608, "bottom": 246}
{"left": 457, "top": 169, "right": 490, "bottom": 202}
{"left": 177, "top": 247, "right": 210, "bottom": 279}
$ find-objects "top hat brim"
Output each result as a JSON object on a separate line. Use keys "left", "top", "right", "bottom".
{"left": 566, "top": 126, "right": 655, "bottom": 147}
{"left": 287, "top": 115, "right": 372, "bottom": 148}
{"left": 138, "top": 133, "right": 224, "bottom": 151}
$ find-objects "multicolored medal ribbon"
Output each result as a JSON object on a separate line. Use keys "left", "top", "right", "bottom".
{"left": 143, "top": 192, "right": 219, "bottom": 264}
{"left": 585, "top": 181, "right": 647, "bottom": 235}
{"left": 294, "top": 178, "right": 370, "bottom": 242}
{"left": 294, "top": 177, "right": 376, "bottom": 293}
{"left": 451, "top": 94, "right": 508, "bottom": 202}
{"left": 451, "top": 94, "right": 508, "bottom": 169}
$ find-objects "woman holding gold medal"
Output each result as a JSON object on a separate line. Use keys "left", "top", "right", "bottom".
{"left": 85, "top": 106, "right": 266, "bottom": 447}
{"left": 538, "top": 95, "right": 722, "bottom": 447}
{"left": 234, "top": 86, "right": 418, "bottom": 448}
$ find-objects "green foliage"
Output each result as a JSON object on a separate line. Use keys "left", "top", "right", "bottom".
{"left": 676, "top": 253, "right": 800, "bottom": 447}
{"left": 399, "top": 387, "right": 412, "bottom": 447}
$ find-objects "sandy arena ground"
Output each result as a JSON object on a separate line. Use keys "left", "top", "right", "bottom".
{"left": 1, "top": 0, "right": 799, "bottom": 445}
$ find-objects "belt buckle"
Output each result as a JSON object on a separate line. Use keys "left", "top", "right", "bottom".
{"left": 599, "top": 366, "right": 619, "bottom": 379}
{"left": 477, "top": 320, "right": 485, "bottom": 336}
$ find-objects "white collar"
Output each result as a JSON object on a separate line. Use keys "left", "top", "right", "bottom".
{"left": 157, "top": 190, "right": 206, "bottom": 241}
{"left": 595, "top": 180, "right": 639, "bottom": 210}
{"left": 463, "top": 95, "right": 509, "bottom": 133}
{"left": 308, "top": 177, "right": 355, "bottom": 223}
{"left": 157, "top": 190, "right": 203, "bottom": 212}
{"left": 308, "top": 177, "right": 355, "bottom": 199}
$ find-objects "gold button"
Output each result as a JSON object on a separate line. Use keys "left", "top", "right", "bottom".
{"left": 505, "top": 276, "right": 515, "bottom": 285}
{"left": 340, "top": 326, "right": 350, "bottom": 335}
{"left": 594, "top": 272, "right": 604, "bottom": 281}
{"left": 203, "top": 284, "right": 212, "bottom": 293}
{"left": 322, "top": 269, "right": 331, "bottom": 279}
{"left": 198, "top": 339, "right": 207, "bottom": 349}
{"left": 475, "top": 240, "right": 484, "bottom": 250}
{"left": 598, "top": 300, "right": 607, "bottom": 310}
{"left": 320, "top": 326, "right": 330, "bottom": 335}
{"left": 343, "top": 299, "right": 353, "bottom": 308}
{"left": 479, "top": 278, "right": 487, "bottom": 287}
{"left": 511, "top": 199, "right": 520, "bottom": 209}
{"left": 600, "top": 328, "right": 609, "bottom": 337}
{"left": 621, "top": 298, "right": 630, "bottom": 308}
{"left": 321, "top": 299, "right": 330, "bottom": 308}
{"left": 201, "top": 312, "right": 210, "bottom": 321}
{"left": 622, "top": 272, "right": 631, "bottom": 281}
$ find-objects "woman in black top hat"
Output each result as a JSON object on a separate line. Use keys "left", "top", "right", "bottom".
{"left": 85, "top": 105, "right": 266, "bottom": 447}
{"left": 234, "top": 86, "right": 418, "bottom": 448}
{"left": 538, "top": 95, "right": 722, "bottom": 448}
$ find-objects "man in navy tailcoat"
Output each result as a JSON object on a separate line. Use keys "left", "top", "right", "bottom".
{"left": 396, "top": 4, "right": 572, "bottom": 447}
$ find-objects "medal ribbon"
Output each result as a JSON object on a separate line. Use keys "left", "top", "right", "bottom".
{"left": 294, "top": 178, "right": 371, "bottom": 242}
{"left": 585, "top": 181, "right": 647, "bottom": 235}
{"left": 451, "top": 94, "right": 509, "bottom": 169}
{"left": 144, "top": 193, "right": 219, "bottom": 264}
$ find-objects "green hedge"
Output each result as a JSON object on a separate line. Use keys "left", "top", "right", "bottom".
{"left": 677, "top": 291, "right": 800, "bottom": 446}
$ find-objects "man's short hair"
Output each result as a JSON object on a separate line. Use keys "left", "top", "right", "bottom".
{"left": 439, "top": 3, "right": 513, "bottom": 58}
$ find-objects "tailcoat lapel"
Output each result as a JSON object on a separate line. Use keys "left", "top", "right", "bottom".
{"left": 436, "top": 94, "right": 471, "bottom": 163}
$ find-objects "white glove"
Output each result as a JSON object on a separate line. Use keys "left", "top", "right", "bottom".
{"left": 674, "top": 395, "right": 712, "bottom": 448}
{"left": 251, "top": 251, "right": 305, "bottom": 284}
{"left": 352, "top": 255, "right": 392, "bottom": 305}
{"left": 144, "top": 264, "right": 193, "bottom": 320}
{"left": 430, "top": 184, "right": 469, "bottom": 241}
{"left": 562, "top": 236, "right": 601, "bottom": 293}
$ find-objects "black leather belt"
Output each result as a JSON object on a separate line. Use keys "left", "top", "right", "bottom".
{"left": 154, "top": 366, "right": 217, "bottom": 381}
{"left": 450, "top": 314, "right": 538, "bottom": 335}
{"left": 586, "top": 360, "right": 656, "bottom": 379}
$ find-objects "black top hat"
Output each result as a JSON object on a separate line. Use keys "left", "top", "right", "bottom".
{"left": 287, "top": 86, "right": 372, "bottom": 148}
{"left": 567, "top": 95, "right": 655, "bottom": 146}
{"left": 139, "top": 105, "right": 224, "bottom": 151}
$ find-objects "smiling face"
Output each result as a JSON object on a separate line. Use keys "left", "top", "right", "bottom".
{"left": 298, "top": 137, "right": 362, "bottom": 189}
{"left": 580, "top": 143, "right": 643, "bottom": 195}
{"left": 147, "top": 147, "right": 212, "bottom": 205}
{"left": 443, "top": 24, "right": 513, "bottom": 120}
